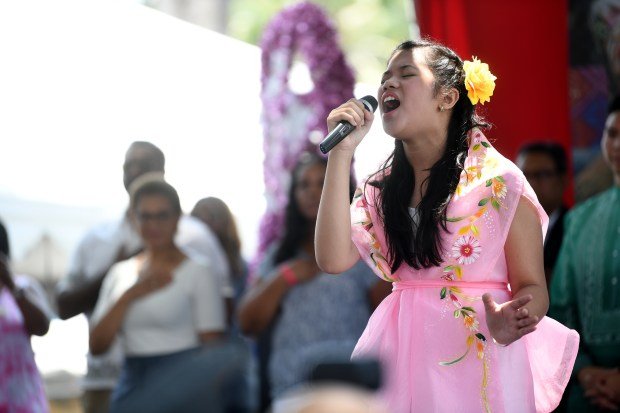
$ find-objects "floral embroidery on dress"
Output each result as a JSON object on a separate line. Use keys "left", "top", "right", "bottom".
{"left": 351, "top": 129, "right": 512, "bottom": 412}
{"left": 352, "top": 188, "right": 397, "bottom": 282}
{"left": 439, "top": 284, "right": 491, "bottom": 412}
{"left": 438, "top": 130, "right": 506, "bottom": 413}
{"left": 349, "top": 126, "right": 576, "bottom": 412}
{"left": 452, "top": 235, "right": 482, "bottom": 265}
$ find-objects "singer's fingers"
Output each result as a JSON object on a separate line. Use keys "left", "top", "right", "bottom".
{"left": 349, "top": 99, "right": 373, "bottom": 122}
{"left": 332, "top": 109, "right": 361, "bottom": 127}
{"left": 348, "top": 98, "right": 368, "bottom": 110}
{"left": 507, "top": 294, "right": 533, "bottom": 310}
{"left": 363, "top": 107, "right": 375, "bottom": 124}
{"left": 331, "top": 106, "right": 364, "bottom": 127}
{"left": 517, "top": 324, "right": 537, "bottom": 337}
{"left": 481, "top": 293, "right": 495, "bottom": 308}
{"left": 516, "top": 315, "right": 538, "bottom": 328}
{"left": 346, "top": 99, "right": 368, "bottom": 124}
{"left": 516, "top": 307, "right": 529, "bottom": 319}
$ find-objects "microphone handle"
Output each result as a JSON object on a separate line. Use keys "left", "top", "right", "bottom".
{"left": 319, "top": 121, "right": 355, "bottom": 154}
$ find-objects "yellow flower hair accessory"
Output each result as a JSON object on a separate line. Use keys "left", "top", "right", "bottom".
{"left": 463, "top": 57, "right": 496, "bottom": 105}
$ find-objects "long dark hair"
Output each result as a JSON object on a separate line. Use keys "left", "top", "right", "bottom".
{"left": 130, "top": 177, "right": 181, "bottom": 216}
{"left": 274, "top": 153, "right": 355, "bottom": 265}
{"left": 370, "top": 39, "right": 488, "bottom": 272}
{"left": 0, "top": 220, "right": 10, "bottom": 258}
{"left": 191, "top": 197, "right": 244, "bottom": 277}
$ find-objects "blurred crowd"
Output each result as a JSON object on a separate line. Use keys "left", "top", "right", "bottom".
{"left": 1, "top": 98, "right": 619, "bottom": 412}
{"left": 1, "top": 140, "right": 389, "bottom": 413}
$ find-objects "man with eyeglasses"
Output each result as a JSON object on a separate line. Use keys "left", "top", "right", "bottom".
{"left": 56, "top": 141, "right": 231, "bottom": 413}
{"left": 516, "top": 141, "right": 569, "bottom": 288}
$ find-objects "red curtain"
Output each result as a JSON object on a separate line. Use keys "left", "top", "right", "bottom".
{"left": 415, "top": 0, "right": 571, "bottom": 201}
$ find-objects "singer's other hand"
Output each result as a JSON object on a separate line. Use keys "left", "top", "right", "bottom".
{"left": 326, "top": 98, "right": 374, "bottom": 153}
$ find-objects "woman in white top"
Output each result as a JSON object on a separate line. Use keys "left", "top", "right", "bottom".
{"left": 90, "top": 177, "right": 231, "bottom": 412}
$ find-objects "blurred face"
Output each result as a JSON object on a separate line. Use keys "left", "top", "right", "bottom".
{"left": 191, "top": 203, "right": 224, "bottom": 237}
{"left": 134, "top": 194, "right": 179, "bottom": 250}
{"left": 517, "top": 152, "right": 566, "bottom": 214}
{"left": 123, "top": 146, "right": 164, "bottom": 191}
{"left": 378, "top": 47, "right": 442, "bottom": 140}
{"left": 602, "top": 111, "right": 620, "bottom": 183}
{"left": 191, "top": 204, "right": 214, "bottom": 228}
{"left": 294, "top": 162, "right": 326, "bottom": 220}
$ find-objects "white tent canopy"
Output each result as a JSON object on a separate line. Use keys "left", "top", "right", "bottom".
{"left": 15, "top": 233, "right": 68, "bottom": 282}
{"left": 0, "top": 0, "right": 266, "bottom": 390}
{"left": 0, "top": 0, "right": 265, "bottom": 258}
{"left": 0, "top": 0, "right": 391, "bottom": 264}
{"left": 0, "top": 0, "right": 393, "bottom": 390}
{"left": 0, "top": 0, "right": 394, "bottom": 262}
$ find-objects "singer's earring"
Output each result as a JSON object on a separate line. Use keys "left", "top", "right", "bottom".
{"left": 439, "top": 106, "right": 445, "bottom": 112}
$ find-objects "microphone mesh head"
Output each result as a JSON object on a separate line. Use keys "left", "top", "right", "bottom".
{"left": 360, "top": 95, "right": 378, "bottom": 113}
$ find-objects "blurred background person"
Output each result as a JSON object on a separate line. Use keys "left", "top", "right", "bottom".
{"left": 516, "top": 142, "right": 570, "bottom": 288}
{"left": 89, "top": 177, "right": 236, "bottom": 412}
{"left": 191, "top": 196, "right": 248, "bottom": 319}
{"left": 273, "top": 385, "right": 387, "bottom": 413}
{"left": 56, "top": 141, "right": 231, "bottom": 413}
{"left": 238, "top": 153, "right": 391, "bottom": 406}
{"left": 549, "top": 96, "right": 620, "bottom": 412}
{"left": 191, "top": 196, "right": 256, "bottom": 412}
{"left": 273, "top": 358, "right": 385, "bottom": 413}
{"left": 0, "top": 219, "right": 52, "bottom": 413}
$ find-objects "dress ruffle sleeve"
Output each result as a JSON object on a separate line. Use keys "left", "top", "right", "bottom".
{"left": 350, "top": 182, "right": 396, "bottom": 282}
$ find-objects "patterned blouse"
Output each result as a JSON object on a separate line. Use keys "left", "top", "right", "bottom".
{"left": 550, "top": 185, "right": 620, "bottom": 411}
{"left": 0, "top": 277, "right": 49, "bottom": 413}
{"left": 256, "top": 247, "right": 378, "bottom": 398}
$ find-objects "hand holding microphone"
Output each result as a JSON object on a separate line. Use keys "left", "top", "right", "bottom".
{"left": 320, "top": 95, "right": 378, "bottom": 154}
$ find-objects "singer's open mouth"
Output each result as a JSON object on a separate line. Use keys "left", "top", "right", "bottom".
{"left": 383, "top": 96, "right": 400, "bottom": 113}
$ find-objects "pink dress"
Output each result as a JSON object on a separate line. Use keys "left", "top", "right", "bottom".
{"left": 0, "top": 287, "right": 48, "bottom": 413}
{"left": 350, "top": 130, "right": 579, "bottom": 413}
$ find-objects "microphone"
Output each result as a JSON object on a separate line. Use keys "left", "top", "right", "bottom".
{"left": 319, "top": 95, "right": 379, "bottom": 154}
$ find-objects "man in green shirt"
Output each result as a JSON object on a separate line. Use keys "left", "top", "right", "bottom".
{"left": 550, "top": 96, "right": 620, "bottom": 412}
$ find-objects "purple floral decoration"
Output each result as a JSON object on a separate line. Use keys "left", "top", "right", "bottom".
{"left": 253, "top": 1, "right": 355, "bottom": 275}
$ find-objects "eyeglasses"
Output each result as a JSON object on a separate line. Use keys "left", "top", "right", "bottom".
{"left": 135, "top": 210, "right": 176, "bottom": 223}
{"left": 523, "top": 170, "right": 558, "bottom": 181}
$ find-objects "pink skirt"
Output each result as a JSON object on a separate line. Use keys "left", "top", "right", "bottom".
{"left": 352, "top": 280, "right": 579, "bottom": 413}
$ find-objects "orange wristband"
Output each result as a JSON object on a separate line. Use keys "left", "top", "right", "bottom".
{"left": 280, "top": 264, "right": 298, "bottom": 286}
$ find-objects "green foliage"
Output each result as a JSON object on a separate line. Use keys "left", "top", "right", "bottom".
{"left": 228, "top": 0, "right": 413, "bottom": 83}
